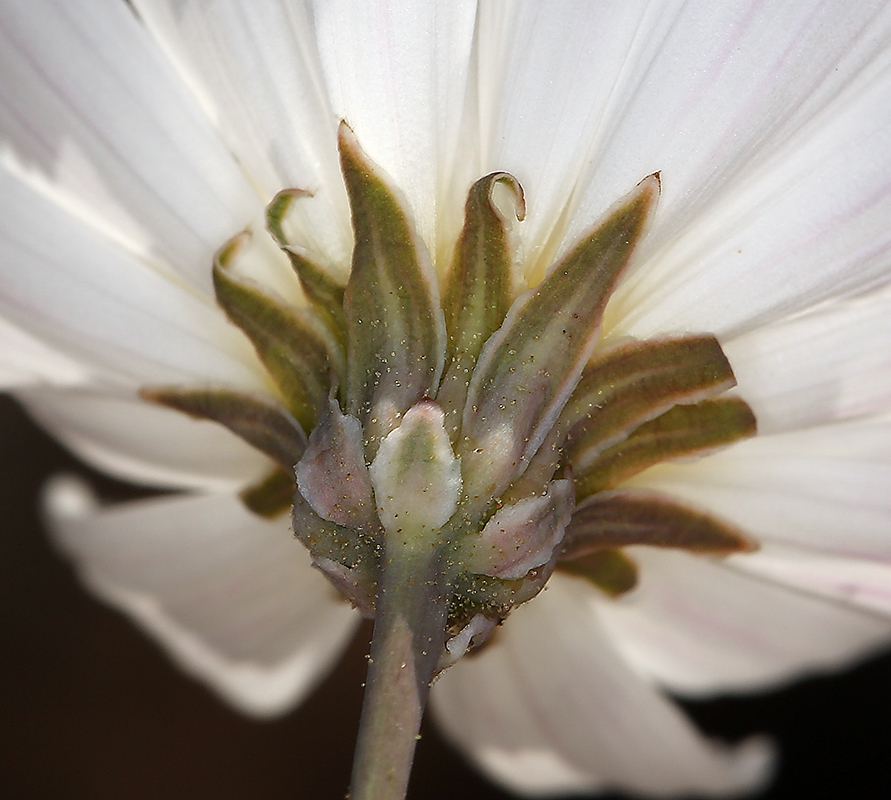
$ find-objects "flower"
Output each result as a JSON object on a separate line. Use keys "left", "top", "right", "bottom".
{"left": 2, "top": 0, "right": 891, "bottom": 797}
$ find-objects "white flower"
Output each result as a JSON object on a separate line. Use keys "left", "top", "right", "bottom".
{"left": 2, "top": 0, "right": 891, "bottom": 797}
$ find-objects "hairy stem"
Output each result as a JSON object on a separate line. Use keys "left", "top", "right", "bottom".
{"left": 349, "top": 538, "right": 450, "bottom": 800}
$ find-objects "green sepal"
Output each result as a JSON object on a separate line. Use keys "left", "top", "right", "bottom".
{"left": 459, "top": 175, "right": 660, "bottom": 509}
{"left": 557, "top": 549, "right": 639, "bottom": 597}
{"left": 575, "top": 396, "right": 757, "bottom": 498}
{"left": 266, "top": 189, "right": 348, "bottom": 339}
{"left": 293, "top": 491, "right": 379, "bottom": 570}
{"left": 213, "top": 233, "right": 346, "bottom": 432}
{"left": 140, "top": 387, "right": 307, "bottom": 469}
{"left": 563, "top": 489, "right": 755, "bottom": 555}
{"left": 292, "top": 491, "right": 379, "bottom": 616}
{"left": 565, "top": 335, "right": 736, "bottom": 471}
{"left": 292, "top": 492, "right": 378, "bottom": 570}
{"left": 447, "top": 553, "right": 559, "bottom": 638}
{"left": 339, "top": 122, "right": 445, "bottom": 452}
{"left": 439, "top": 173, "right": 524, "bottom": 437}
{"left": 240, "top": 467, "right": 295, "bottom": 518}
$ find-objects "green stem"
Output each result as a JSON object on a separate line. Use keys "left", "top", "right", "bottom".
{"left": 349, "top": 538, "right": 450, "bottom": 800}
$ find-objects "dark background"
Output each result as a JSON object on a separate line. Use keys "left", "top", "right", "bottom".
{"left": 2, "top": 394, "right": 890, "bottom": 800}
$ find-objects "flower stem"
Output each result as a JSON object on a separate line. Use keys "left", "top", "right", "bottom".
{"left": 349, "top": 536, "right": 450, "bottom": 800}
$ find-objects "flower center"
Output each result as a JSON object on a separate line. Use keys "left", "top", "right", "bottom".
{"left": 144, "top": 123, "right": 756, "bottom": 666}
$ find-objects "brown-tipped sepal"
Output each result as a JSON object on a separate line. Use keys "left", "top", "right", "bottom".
{"left": 141, "top": 387, "right": 307, "bottom": 470}
{"left": 564, "top": 335, "right": 736, "bottom": 470}
{"left": 265, "top": 189, "right": 348, "bottom": 338}
{"left": 563, "top": 489, "right": 756, "bottom": 556}
{"left": 575, "top": 396, "right": 757, "bottom": 499}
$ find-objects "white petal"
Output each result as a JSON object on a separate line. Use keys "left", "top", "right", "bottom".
{"left": 723, "top": 289, "right": 891, "bottom": 433}
{"left": 630, "top": 419, "right": 891, "bottom": 560}
{"left": 475, "top": 0, "right": 891, "bottom": 294}
{"left": 313, "top": 0, "right": 479, "bottom": 259}
{"left": 0, "top": 0, "right": 257, "bottom": 292}
{"left": 132, "top": 0, "right": 354, "bottom": 276}
{"left": 596, "top": 548, "right": 891, "bottom": 698}
{"left": 432, "top": 575, "right": 772, "bottom": 798}
{"left": 604, "top": 2, "right": 891, "bottom": 336}
{"left": 47, "top": 479, "right": 359, "bottom": 717}
{"left": 471, "top": 0, "right": 684, "bottom": 278}
{"left": 735, "top": 544, "right": 891, "bottom": 619}
{"left": 0, "top": 166, "right": 267, "bottom": 390}
{"left": 18, "top": 388, "right": 270, "bottom": 491}
{"left": 0, "top": 316, "right": 87, "bottom": 388}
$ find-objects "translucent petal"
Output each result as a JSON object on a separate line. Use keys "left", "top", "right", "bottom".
{"left": 724, "top": 289, "right": 891, "bottom": 433}
{"left": 604, "top": 4, "right": 891, "bottom": 336}
{"left": 18, "top": 388, "right": 271, "bottom": 491}
{"left": 0, "top": 166, "right": 266, "bottom": 390}
{"left": 596, "top": 548, "right": 891, "bottom": 697}
{"left": 132, "top": 0, "right": 353, "bottom": 276}
{"left": 432, "top": 574, "right": 772, "bottom": 798}
{"left": 47, "top": 479, "right": 359, "bottom": 718}
{"left": 312, "top": 0, "right": 479, "bottom": 260}
{"left": 470, "top": 0, "right": 682, "bottom": 278}
{"left": 0, "top": 0, "right": 257, "bottom": 293}
{"left": 630, "top": 419, "right": 891, "bottom": 560}
{"left": 472, "top": 0, "right": 891, "bottom": 320}
{"left": 735, "top": 544, "right": 891, "bottom": 619}
{"left": 0, "top": 316, "right": 87, "bottom": 388}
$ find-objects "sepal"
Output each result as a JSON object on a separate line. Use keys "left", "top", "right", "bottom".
{"left": 140, "top": 387, "right": 307, "bottom": 469}
{"left": 439, "top": 173, "right": 524, "bottom": 437}
{"left": 339, "top": 123, "right": 446, "bottom": 452}
{"left": 463, "top": 479, "right": 575, "bottom": 580}
{"left": 292, "top": 491, "right": 379, "bottom": 615}
{"left": 557, "top": 549, "right": 640, "bottom": 597}
{"left": 266, "top": 189, "right": 348, "bottom": 339}
{"left": 213, "top": 233, "right": 345, "bottom": 432}
{"left": 563, "top": 489, "right": 755, "bottom": 555}
{"left": 564, "top": 335, "right": 736, "bottom": 470}
{"left": 240, "top": 467, "right": 295, "bottom": 518}
{"left": 459, "top": 176, "right": 660, "bottom": 512}
{"left": 576, "top": 397, "right": 757, "bottom": 498}
{"left": 296, "top": 397, "right": 378, "bottom": 533}
{"left": 369, "top": 401, "right": 461, "bottom": 538}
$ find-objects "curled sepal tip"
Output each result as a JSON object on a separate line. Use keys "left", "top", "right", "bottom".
{"left": 213, "top": 233, "right": 345, "bottom": 432}
{"left": 265, "top": 189, "right": 347, "bottom": 338}
{"left": 439, "top": 173, "right": 525, "bottom": 434}
{"left": 339, "top": 122, "right": 446, "bottom": 452}
{"left": 459, "top": 175, "right": 660, "bottom": 511}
